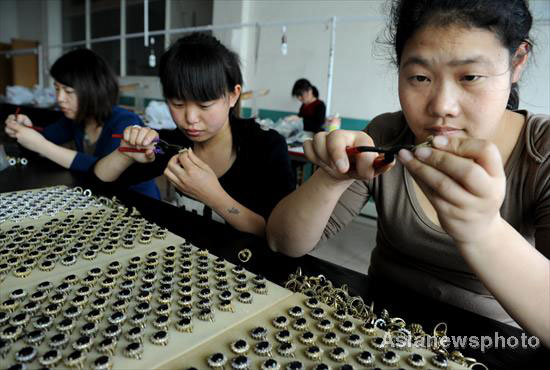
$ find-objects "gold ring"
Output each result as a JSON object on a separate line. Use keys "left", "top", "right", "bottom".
{"left": 237, "top": 249, "right": 252, "bottom": 263}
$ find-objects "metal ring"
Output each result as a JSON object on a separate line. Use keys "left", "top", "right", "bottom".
{"left": 237, "top": 249, "right": 252, "bottom": 263}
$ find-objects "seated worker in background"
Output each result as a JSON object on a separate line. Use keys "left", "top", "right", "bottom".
{"left": 93, "top": 33, "right": 296, "bottom": 237}
{"left": 4, "top": 48, "right": 160, "bottom": 199}
{"left": 289, "top": 78, "right": 327, "bottom": 133}
{"left": 267, "top": 0, "right": 549, "bottom": 347}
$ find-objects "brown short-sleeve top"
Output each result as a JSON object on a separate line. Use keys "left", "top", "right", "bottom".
{"left": 322, "top": 110, "right": 550, "bottom": 325}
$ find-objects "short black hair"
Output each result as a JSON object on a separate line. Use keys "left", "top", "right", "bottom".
{"left": 159, "top": 33, "right": 243, "bottom": 115}
{"left": 50, "top": 48, "right": 119, "bottom": 124}
{"left": 292, "top": 78, "right": 319, "bottom": 98}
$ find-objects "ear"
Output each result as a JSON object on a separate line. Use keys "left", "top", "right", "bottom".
{"left": 229, "top": 84, "right": 241, "bottom": 108}
{"left": 511, "top": 42, "right": 530, "bottom": 83}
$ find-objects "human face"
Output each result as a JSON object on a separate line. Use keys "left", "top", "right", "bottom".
{"left": 398, "top": 24, "right": 524, "bottom": 144}
{"left": 166, "top": 85, "right": 241, "bottom": 142}
{"left": 297, "top": 89, "right": 315, "bottom": 104}
{"left": 54, "top": 81, "right": 78, "bottom": 120}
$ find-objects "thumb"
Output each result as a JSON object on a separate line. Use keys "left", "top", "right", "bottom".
{"left": 186, "top": 148, "right": 207, "bottom": 169}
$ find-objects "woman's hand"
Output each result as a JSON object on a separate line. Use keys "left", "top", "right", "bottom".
{"left": 304, "top": 130, "right": 394, "bottom": 181}
{"left": 399, "top": 135, "right": 506, "bottom": 246}
{"left": 4, "top": 113, "right": 47, "bottom": 152}
{"left": 119, "top": 125, "right": 158, "bottom": 163}
{"left": 164, "top": 148, "right": 225, "bottom": 207}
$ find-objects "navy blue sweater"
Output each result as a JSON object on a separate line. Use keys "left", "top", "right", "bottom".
{"left": 42, "top": 106, "right": 160, "bottom": 199}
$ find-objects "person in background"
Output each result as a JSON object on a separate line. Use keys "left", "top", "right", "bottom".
{"left": 289, "top": 78, "right": 327, "bottom": 133}
{"left": 4, "top": 48, "right": 160, "bottom": 199}
{"left": 93, "top": 33, "right": 295, "bottom": 237}
{"left": 267, "top": 0, "right": 549, "bottom": 347}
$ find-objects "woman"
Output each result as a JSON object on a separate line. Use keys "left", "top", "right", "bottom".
{"left": 267, "top": 0, "right": 549, "bottom": 347}
{"left": 4, "top": 49, "right": 160, "bottom": 199}
{"left": 290, "top": 78, "right": 327, "bottom": 133}
{"left": 94, "top": 33, "right": 295, "bottom": 237}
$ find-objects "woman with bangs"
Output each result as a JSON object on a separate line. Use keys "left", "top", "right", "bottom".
{"left": 94, "top": 33, "right": 295, "bottom": 236}
{"left": 4, "top": 48, "right": 160, "bottom": 199}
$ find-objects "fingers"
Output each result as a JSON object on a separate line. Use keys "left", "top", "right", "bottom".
{"left": 431, "top": 136, "right": 504, "bottom": 178}
{"left": 182, "top": 148, "right": 206, "bottom": 170}
{"left": 401, "top": 136, "right": 505, "bottom": 199}
{"left": 399, "top": 149, "right": 477, "bottom": 206}
{"left": 5, "top": 118, "right": 21, "bottom": 132}
{"left": 4, "top": 126, "right": 17, "bottom": 138}
{"left": 164, "top": 155, "right": 186, "bottom": 189}
{"left": 123, "top": 126, "right": 158, "bottom": 146}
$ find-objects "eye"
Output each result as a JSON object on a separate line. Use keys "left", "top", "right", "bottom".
{"left": 407, "top": 75, "right": 431, "bottom": 86}
{"left": 170, "top": 101, "right": 184, "bottom": 108}
{"left": 461, "top": 75, "right": 483, "bottom": 82}
{"left": 412, "top": 75, "right": 430, "bottom": 82}
{"left": 199, "top": 103, "right": 212, "bottom": 109}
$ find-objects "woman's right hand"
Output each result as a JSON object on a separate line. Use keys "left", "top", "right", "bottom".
{"left": 119, "top": 125, "right": 159, "bottom": 163}
{"left": 304, "top": 130, "right": 394, "bottom": 181}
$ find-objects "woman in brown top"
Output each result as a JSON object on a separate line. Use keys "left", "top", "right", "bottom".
{"left": 267, "top": 0, "right": 549, "bottom": 347}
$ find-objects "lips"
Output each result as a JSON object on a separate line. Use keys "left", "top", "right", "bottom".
{"left": 427, "top": 126, "right": 462, "bottom": 135}
{"left": 184, "top": 129, "right": 203, "bottom": 137}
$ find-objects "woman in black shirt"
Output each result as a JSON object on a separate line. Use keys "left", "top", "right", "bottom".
{"left": 291, "top": 78, "right": 326, "bottom": 133}
{"left": 94, "top": 33, "right": 295, "bottom": 236}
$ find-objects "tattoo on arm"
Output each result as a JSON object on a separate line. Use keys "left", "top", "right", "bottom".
{"left": 227, "top": 207, "right": 240, "bottom": 215}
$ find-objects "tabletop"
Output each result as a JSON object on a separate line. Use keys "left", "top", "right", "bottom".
{"left": 1, "top": 137, "right": 548, "bottom": 369}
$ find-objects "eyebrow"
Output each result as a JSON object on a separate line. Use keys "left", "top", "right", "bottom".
{"left": 401, "top": 55, "right": 494, "bottom": 69}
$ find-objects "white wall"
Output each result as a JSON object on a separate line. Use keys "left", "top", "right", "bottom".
{"left": 521, "top": 1, "right": 550, "bottom": 114}
{"left": 238, "top": 0, "right": 550, "bottom": 119}
{"left": 240, "top": 0, "right": 400, "bottom": 120}
{"left": 1, "top": 0, "right": 548, "bottom": 117}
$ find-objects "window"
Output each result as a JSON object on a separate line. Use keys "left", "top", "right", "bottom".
{"left": 91, "top": 0, "right": 120, "bottom": 73}
{"left": 126, "top": 0, "right": 165, "bottom": 76}
{"left": 62, "top": 0, "right": 85, "bottom": 43}
{"left": 60, "top": 0, "right": 213, "bottom": 76}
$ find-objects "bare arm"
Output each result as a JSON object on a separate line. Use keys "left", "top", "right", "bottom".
{"left": 267, "top": 169, "right": 354, "bottom": 256}
{"left": 400, "top": 135, "right": 550, "bottom": 347}
{"left": 94, "top": 126, "right": 158, "bottom": 181}
{"left": 34, "top": 140, "right": 77, "bottom": 169}
{"left": 459, "top": 220, "right": 550, "bottom": 347}
{"left": 94, "top": 150, "right": 135, "bottom": 181}
{"left": 267, "top": 130, "right": 389, "bottom": 257}
{"left": 210, "top": 192, "right": 267, "bottom": 237}
{"left": 5, "top": 114, "right": 76, "bottom": 168}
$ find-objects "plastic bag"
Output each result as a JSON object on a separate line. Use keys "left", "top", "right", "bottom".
{"left": 256, "top": 116, "right": 309, "bottom": 144}
{"left": 6, "top": 85, "right": 34, "bottom": 105}
{"left": 143, "top": 100, "right": 177, "bottom": 130}
{"left": 33, "top": 85, "right": 56, "bottom": 107}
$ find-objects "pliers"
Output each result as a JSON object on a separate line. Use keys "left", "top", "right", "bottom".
{"left": 346, "top": 136, "right": 434, "bottom": 168}
{"left": 111, "top": 134, "right": 187, "bottom": 155}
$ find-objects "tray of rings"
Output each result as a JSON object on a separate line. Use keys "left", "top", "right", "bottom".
{"left": 0, "top": 186, "right": 478, "bottom": 369}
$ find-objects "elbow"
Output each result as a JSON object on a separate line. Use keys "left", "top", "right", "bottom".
{"left": 266, "top": 228, "right": 309, "bottom": 258}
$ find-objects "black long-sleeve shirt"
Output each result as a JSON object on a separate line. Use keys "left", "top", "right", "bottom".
{"left": 95, "top": 117, "right": 296, "bottom": 223}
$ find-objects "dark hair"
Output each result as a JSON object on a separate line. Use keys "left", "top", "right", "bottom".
{"left": 292, "top": 78, "right": 319, "bottom": 99}
{"left": 159, "top": 33, "right": 243, "bottom": 116}
{"left": 387, "top": 0, "right": 533, "bottom": 110}
{"left": 50, "top": 48, "right": 119, "bottom": 124}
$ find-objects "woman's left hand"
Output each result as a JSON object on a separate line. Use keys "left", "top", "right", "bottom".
{"left": 164, "top": 148, "right": 225, "bottom": 207}
{"left": 398, "top": 135, "right": 506, "bottom": 246}
{"left": 7, "top": 122, "right": 47, "bottom": 153}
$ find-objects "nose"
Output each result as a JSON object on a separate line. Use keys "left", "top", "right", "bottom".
{"left": 56, "top": 90, "right": 66, "bottom": 103}
{"left": 185, "top": 106, "right": 200, "bottom": 126}
{"left": 428, "top": 80, "right": 460, "bottom": 118}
